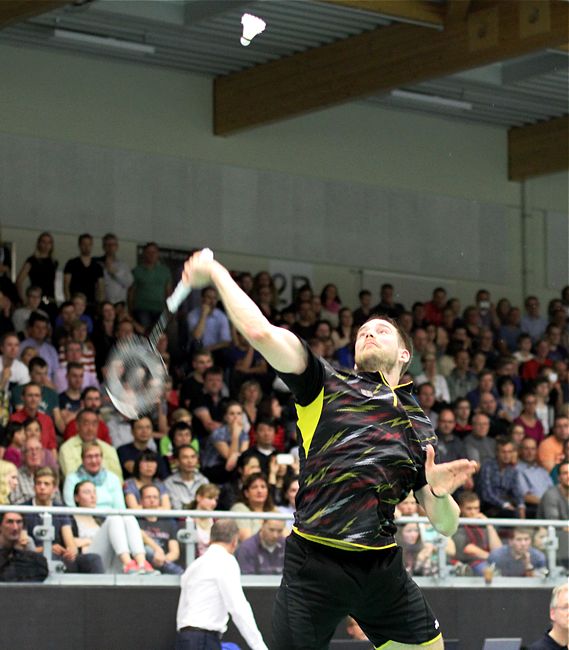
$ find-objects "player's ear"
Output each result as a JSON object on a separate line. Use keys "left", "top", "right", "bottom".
{"left": 399, "top": 348, "right": 410, "bottom": 364}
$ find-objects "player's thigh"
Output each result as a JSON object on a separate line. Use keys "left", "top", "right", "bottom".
{"left": 379, "top": 636, "right": 445, "bottom": 650}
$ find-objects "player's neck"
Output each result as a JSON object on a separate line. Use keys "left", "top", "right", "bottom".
{"left": 380, "top": 367, "right": 402, "bottom": 388}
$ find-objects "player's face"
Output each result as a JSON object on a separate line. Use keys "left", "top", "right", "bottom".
{"left": 354, "top": 319, "right": 407, "bottom": 374}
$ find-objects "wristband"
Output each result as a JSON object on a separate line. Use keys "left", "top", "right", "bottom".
{"left": 429, "top": 485, "right": 446, "bottom": 499}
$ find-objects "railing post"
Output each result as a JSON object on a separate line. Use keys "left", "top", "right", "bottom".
{"left": 32, "top": 512, "right": 64, "bottom": 574}
{"left": 544, "top": 525, "right": 563, "bottom": 581}
{"left": 434, "top": 534, "right": 449, "bottom": 583}
{"left": 176, "top": 516, "right": 197, "bottom": 568}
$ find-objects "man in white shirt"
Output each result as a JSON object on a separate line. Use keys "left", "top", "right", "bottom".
{"left": 176, "top": 519, "right": 268, "bottom": 650}
{"left": 0, "top": 332, "right": 30, "bottom": 386}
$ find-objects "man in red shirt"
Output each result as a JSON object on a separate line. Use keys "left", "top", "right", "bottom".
{"left": 424, "top": 287, "right": 447, "bottom": 327}
{"left": 10, "top": 382, "right": 57, "bottom": 458}
{"left": 63, "top": 386, "right": 111, "bottom": 444}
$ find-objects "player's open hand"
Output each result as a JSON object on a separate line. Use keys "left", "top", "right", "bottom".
{"left": 424, "top": 444, "right": 478, "bottom": 497}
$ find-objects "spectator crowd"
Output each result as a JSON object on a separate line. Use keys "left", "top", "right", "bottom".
{"left": 0, "top": 231, "right": 567, "bottom": 579}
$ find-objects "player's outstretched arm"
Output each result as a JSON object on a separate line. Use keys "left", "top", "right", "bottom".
{"left": 182, "top": 251, "right": 307, "bottom": 375}
{"left": 416, "top": 445, "right": 478, "bottom": 537}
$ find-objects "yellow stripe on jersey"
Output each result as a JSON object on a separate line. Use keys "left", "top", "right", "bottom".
{"left": 293, "top": 527, "right": 397, "bottom": 552}
{"left": 375, "top": 634, "right": 442, "bottom": 649}
{"left": 295, "top": 387, "right": 324, "bottom": 457}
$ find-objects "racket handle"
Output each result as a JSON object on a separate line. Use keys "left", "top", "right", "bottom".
{"left": 166, "top": 248, "right": 213, "bottom": 314}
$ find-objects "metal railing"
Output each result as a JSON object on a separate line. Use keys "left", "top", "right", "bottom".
{"left": 1, "top": 505, "right": 566, "bottom": 583}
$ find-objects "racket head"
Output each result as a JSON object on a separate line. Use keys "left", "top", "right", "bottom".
{"left": 104, "top": 335, "right": 167, "bottom": 420}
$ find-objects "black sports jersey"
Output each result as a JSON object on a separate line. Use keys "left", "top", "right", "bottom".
{"left": 278, "top": 342, "right": 437, "bottom": 551}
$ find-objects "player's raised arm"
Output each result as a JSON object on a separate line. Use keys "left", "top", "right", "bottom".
{"left": 182, "top": 251, "right": 307, "bottom": 375}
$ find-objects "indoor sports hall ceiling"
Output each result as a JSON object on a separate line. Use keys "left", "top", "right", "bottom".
{"left": 1, "top": 0, "right": 568, "bottom": 180}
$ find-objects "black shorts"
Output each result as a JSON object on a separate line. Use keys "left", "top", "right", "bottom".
{"left": 272, "top": 533, "right": 441, "bottom": 650}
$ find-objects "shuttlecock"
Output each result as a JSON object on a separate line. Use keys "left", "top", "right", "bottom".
{"left": 241, "top": 13, "right": 266, "bottom": 46}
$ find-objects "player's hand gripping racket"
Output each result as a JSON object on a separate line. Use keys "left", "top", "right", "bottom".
{"left": 105, "top": 248, "right": 214, "bottom": 419}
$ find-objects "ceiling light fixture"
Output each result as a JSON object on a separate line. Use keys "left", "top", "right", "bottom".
{"left": 240, "top": 13, "right": 266, "bottom": 47}
{"left": 391, "top": 89, "right": 473, "bottom": 111}
{"left": 53, "top": 28, "right": 156, "bottom": 54}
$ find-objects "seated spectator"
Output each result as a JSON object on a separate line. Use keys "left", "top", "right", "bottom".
{"left": 415, "top": 382, "right": 438, "bottom": 428}
{"left": 54, "top": 340, "right": 99, "bottom": 393}
{"left": 352, "top": 289, "right": 373, "bottom": 328}
{"left": 464, "top": 413, "right": 496, "bottom": 466}
{"left": 0, "top": 511, "right": 48, "bottom": 582}
{"left": 138, "top": 484, "right": 182, "bottom": 575}
{"left": 239, "top": 379, "right": 262, "bottom": 436}
{"left": 217, "top": 454, "right": 262, "bottom": 511}
{"left": 59, "top": 409, "right": 122, "bottom": 480}
{"left": 514, "top": 392, "right": 546, "bottom": 444}
{"left": 290, "top": 300, "right": 317, "bottom": 341}
{"left": 453, "top": 491, "right": 502, "bottom": 576}
{"left": 517, "top": 437, "right": 554, "bottom": 518}
{"left": 10, "top": 437, "right": 60, "bottom": 504}
{"left": 235, "top": 518, "right": 286, "bottom": 575}
{"left": 453, "top": 397, "right": 473, "bottom": 438}
{"left": 20, "top": 312, "right": 59, "bottom": 381}
{"left": 178, "top": 349, "right": 214, "bottom": 410}
{"left": 466, "top": 370, "right": 498, "bottom": 411}
{"left": 58, "top": 362, "right": 85, "bottom": 428}
{"left": 23, "top": 467, "right": 103, "bottom": 574}
{"left": 92, "top": 301, "right": 117, "bottom": 380}
{"left": 0, "top": 459, "right": 19, "bottom": 505}
{"left": 496, "top": 376, "right": 522, "bottom": 423}
{"left": 545, "top": 323, "right": 569, "bottom": 363}
{"left": 251, "top": 394, "right": 291, "bottom": 452}
{"left": 539, "top": 415, "right": 569, "bottom": 473}
{"left": 201, "top": 400, "right": 249, "bottom": 484}
{"left": 424, "top": 287, "right": 446, "bottom": 327}
{"left": 267, "top": 454, "right": 297, "bottom": 507}
{"left": 488, "top": 526, "right": 546, "bottom": 577}
{"left": 159, "top": 419, "right": 199, "bottom": 474}
{"left": 189, "top": 483, "right": 221, "bottom": 557}
{"left": 230, "top": 472, "right": 277, "bottom": 542}
{"left": 331, "top": 307, "right": 354, "bottom": 352}
{"left": 521, "top": 339, "right": 553, "bottom": 383}
{"left": 117, "top": 416, "right": 167, "bottom": 480}
{"left": 124, "top": 450, "right": 171, "bottom": 510}
{"left": 435, "top": 408, "right": 466, "bottom": 466}
{"left": 240, "top": 418, "right": 277, "bottom": 478}
{"left": 163, "top": 445, "right": 208, "bottom": 510}
{"left": 478, "top": 436, "right": 525, "bottom": 518}
{"left": 51, "top": 300, "right": 77, "bottom": 349}
{"left": 226, "top": 329, "right": 270, "bottom": 395}
{"left": 447, "top": 349, "right": 477, "bottom": 403}
{"left": 9, "top": 382, "right": 57, "bottom": 460}
{"left": 534, "top": 377, "right": 555, "bottom": 435}
{"left": 414, "top": 352, "right": 450, "bottom": 404}
{"left": 528, "top": 583, "right": 568, "bottom": 650}
{"left": 71, "top": 479, "right": 154, "bottom": 574}
{"left": 474, "top": 327, "right": 499, "bottom": 370}
{"left": 62, "top": 387, "right": 111, "bottom": 444}
{"left": 1, "top": 422, "right": 26, "bottom": 467}
{"left": 497, "top": 307, "right": 522, "bottom": 354}
{"left": 277, "top": 474, "right": 299, "bottom": 535}
{"left": 395, "top": 522, "right": 435, "bottom": 576}
{"left": 63, "top": 441, "right": 124, "bottom": 508}
{"left": 70, "top": 293, "right": 94, "bottom": 334}
{"left": 478, "top": 392, "right": 510, "bottom": 438}
{"left": 550, "top": 438, "right": 569, "bottom": 484}
{"left": 12, "top": 286, "right": 49, "bottom": 338}
{"left": 536, "top": 460, "right": 569, "bottom": 570}
{"left": 191, "top": 366, "right": 227, "bottom": 444}
{"left": 0, "top": 332, "right": 30, "bottom": 387}
{"left": 59, "top": 319, "right": 96, "bottom": 375}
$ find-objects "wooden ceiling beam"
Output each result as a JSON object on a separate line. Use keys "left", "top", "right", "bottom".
{"left": 319, "top": 0, "right": 444, "bottom": 27}
{"left": 214, "top": 0, "right": 569, "bottom": 135}
{"left": 508, "top": 115, "right": 569, "bottom": 181}
{"left": 0, "top": 1, "right": 70, "bottom": 29}
{"left": 446, "top": 0, "right": 472, "bottom": 23}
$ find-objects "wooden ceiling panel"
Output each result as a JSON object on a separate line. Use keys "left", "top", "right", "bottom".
{"left": 0, "top": 1, "right": 69, "bottom": 29}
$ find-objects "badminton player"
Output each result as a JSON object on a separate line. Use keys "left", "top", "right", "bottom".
{"left": 183, "top": 252, "right": 477, "bottom": 650}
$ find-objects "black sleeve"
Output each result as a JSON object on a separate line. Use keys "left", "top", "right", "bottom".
{"left": 275, "top": 339, "right": 325, "bottom": 407}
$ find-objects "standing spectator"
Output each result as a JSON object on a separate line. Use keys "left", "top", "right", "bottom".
{"left": 117, "top": 416, "right": 168, "bottom": 480}
{"left": 175, "top": 519, "right": 268, "bottom": 650}
{"left": 453, "top": 491, "right": 502, "bottom": 576}
{"left": 63, "top": 233, "right": 104, "bottom": 307}
{"left": 20, "top": 312, "right": 59, "bottom": 380}
{"left": 97, "top": 233, "right": 133, "bottom": 305}
{"left": 517, "top": 437, "right": 554, "bottom": 519}
{"left": 488, "top": 526, "right": 546, "bottom": 577}
{"left": 528, "top": 583, "right": 568, "bottom": 650}
{"left": 163, "top": 445, "right": 208, "bottom": 510}
{"left": 10, "top": 383, "right": 57, "bottom": 458}
{"left": 538, "top": 416, "right": 569, "bottom": 473}
{"left": 138, "top": 484, "right": 182, "bottom": 575}
{"left": 187, "top": 287, "right": 231, "bottom": 357}
{"left": 12, "top": 286, "right": 48, "bottom": 337}
{"left": 15, "top": 232, "right": 57, "bottom": 308}
{"left": 424, "top": 287, "right": 447, "bottom": 327}
{"left": 514, "top": 393, "right": 545, "bottom": 444}
{"left": 464, "top": 413, "right": 496, "bottom": 466}
{"left": 59, "top": 409, "right": 122, "bottom": 479}
{"left": 447, "top": 349, "right": 477, "bottom": 403}
{"left": 536, "top": 460, "right": 569, "bottom": 570}
{"left": 235, "top": 518, "right": 286, "bottom": 575}
{"left": 129, "top": 242, "right": 172, "bottom": 330}
{"left": 478, "top": 437, "right": 525, "bottom": 518}
{"left": 521, "top": 296, "right": 548, "bottom": 343}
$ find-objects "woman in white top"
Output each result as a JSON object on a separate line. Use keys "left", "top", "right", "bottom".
{"left": 72, "top": 479, "right": 154, "bottom": 574}
{"left": 189, "top": 483, "right": 221, "bottom": 557}
{"left": 414, "top": 352, "right": 451, "bottom": 404}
